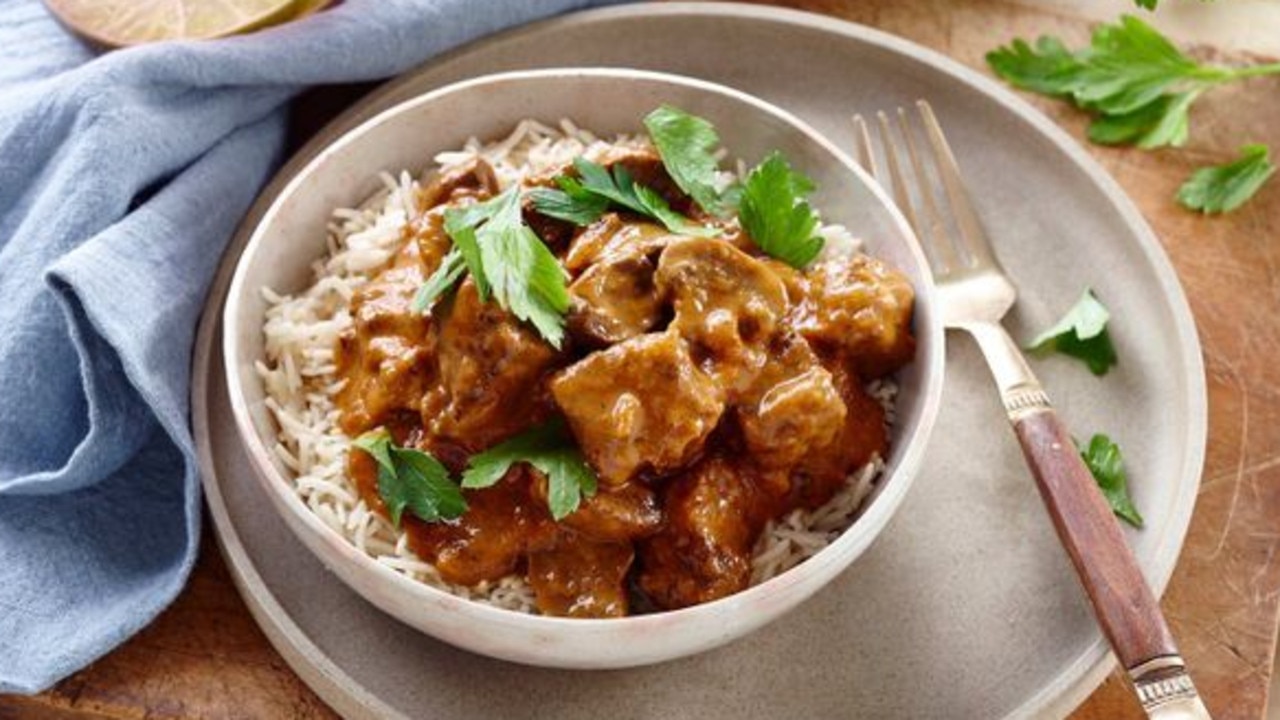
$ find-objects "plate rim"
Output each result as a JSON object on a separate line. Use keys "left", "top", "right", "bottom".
{"left": 192, "top": 3, "right": 1207, "bottom": 718}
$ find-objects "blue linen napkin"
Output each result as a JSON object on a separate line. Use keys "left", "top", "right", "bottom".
{"left": 0, "top": 0, "right": 619, "bottom": 693}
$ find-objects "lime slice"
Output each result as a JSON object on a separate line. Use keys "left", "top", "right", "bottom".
{"left": 283, "top": 0, "right": 331, "bottom": 21}
{"left": 42, "top": 0, "right": 306, "bottom": 48}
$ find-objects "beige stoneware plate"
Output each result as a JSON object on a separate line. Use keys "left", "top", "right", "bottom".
{"left": 192, "top": 3, "right": 1206, "bottom": 718}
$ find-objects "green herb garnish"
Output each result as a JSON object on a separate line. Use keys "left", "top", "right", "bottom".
{"left": 987, "top": 15, "right": 1280, "bottom": 150}
{"left": 1079, "top": 434, "right": 1144, "bottom": 528}
{"left": 738, "top": 152, "right": 824, "bottom": 269}
{"left": 525, "top": 177, "right": 611, "bottom": 226}
{"left": 413, "top": 249, "right": 466, "bottom": 311}
{"left": 644, "top": 104, "right": 728, "bottom": 216}
{"left": 530, "top": 157, "right": 716, "bottom": 237}
{"left": 414, "top": 186, "right": 570, "bottom": 348}
{"left": 461, "top": 420, "right": 598, "bottom": 521}
{"left": 1177, "top": 144, "right": 1276, "bottom": 214}
{"left": 1026, "top": 288, "right": 1118, "bottom": 376}
{"left": 352, "top": 429, "right": 467, "bottom": 526}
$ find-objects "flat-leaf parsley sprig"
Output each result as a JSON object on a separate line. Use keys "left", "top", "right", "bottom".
{"left": 532, "top": 106, "right": 828, "bottom": 269}
{"left": 529, "top": 157, "right": 717, "bottom": 237}
{"left": 461, "top": 419, "right": 599, "bottom": 520}
{"left": 1025, "top": 288, "right": 1118, "bottom": 376}
{"left": 413, "top": 186, "right": 570, "bottom": 348}
{"left": 988, "top": 15, "right": 1280, "bottom": 149}
{"left": 1079, "top": 433, "right": 1144, "bottom": 528}
{"left": 987, "top": 14, "right": 1278, "bottom": 210}
{"left": 738, "top": 152, "right": 824, "bottom": 269}
{"left": 643, "top": 104, "right": 731, "bottom": 217}
{"left": 352, "top": 429, "right": 468, "bottom": 526}
{"left": 1177, "top": 144, "right": 1276, "bottom": 214}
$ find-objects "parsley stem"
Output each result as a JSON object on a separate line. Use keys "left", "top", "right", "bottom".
{"left": 1228, "top": 62, "right": 1280, "bottom": 79}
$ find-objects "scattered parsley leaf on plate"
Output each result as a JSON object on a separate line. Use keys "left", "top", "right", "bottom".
{"left": 738, "top": 151, "right": 824, "bottom": 269}
{"left": 1134, "top": 0, "right": 1158, "bottom": 9}
{"left": 1078, "top": 434, "right": 1144, "bottom": 528}
{"left": 1026, "top": 288, "right": 1118, "bottom": 376}
{"left": 987, "top": 15, "right": 1280, "bottom": 151}
{"left": 643, "top": 104, "right": 728, "bottom": 216}
{"left": 414, "top": 186, "right": 570, "bottom": 348}
{"left": 352, "top": 429, "right": 467, "bottom": 526}
{"left": 1177, "top": 144, "right": 1276, "bottom": 214}
{"left": 532, "top": 157, "right": 717, "bottom": 237}
{"left": 461, "top": 419, "right": 599, "bottom": 521}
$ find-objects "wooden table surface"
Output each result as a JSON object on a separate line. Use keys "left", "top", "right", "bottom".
{"left": 4, "top": 0, "right": 1279, "bottom": 717}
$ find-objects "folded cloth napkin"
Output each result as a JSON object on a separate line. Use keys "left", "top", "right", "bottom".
{"left": 0, "top": 0, "right": 620, "bottom": 693}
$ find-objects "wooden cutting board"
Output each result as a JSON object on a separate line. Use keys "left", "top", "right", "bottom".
{"left": 3, "top": 0, "right": 1278, "bottom": 717}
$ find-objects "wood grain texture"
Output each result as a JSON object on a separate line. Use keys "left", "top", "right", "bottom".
{"left": 2, "top": 1, "right": 1278, "bottom": 718}
{"left": 1013, "top": 409, "right": 1181, "bottom": 673}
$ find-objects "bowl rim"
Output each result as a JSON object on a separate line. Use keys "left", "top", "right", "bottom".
{"left": 222, "top": 66, "right": 944, "bottom": 634}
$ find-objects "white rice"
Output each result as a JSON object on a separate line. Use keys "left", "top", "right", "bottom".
{"left": 258, "top": 119, "right": 897, "bottom": 614}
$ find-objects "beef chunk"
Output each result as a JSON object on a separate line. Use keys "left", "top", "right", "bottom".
{"left": 527, "top": 540, "right": 634, "bottom": 618}
{"left": 335, "top": 241, "right": 434, "bottom": 435}
{"left": 550, "top": 330, "right": 724, "bottom": 486}
{"left": 403, "top": 203, "right": 459, "bottom": 273}
{"left": 553, "top": 482, "right": 663, "bottom": 543}
{"left": 418, "top": 157, "right": 499, "bottom": 209}
{"left": 638, "top": 456, "right": 756, "bottom": 609}
{"left": 408, "top": 468, "right": 557, "bottom": 586}
{"left": 736, "top": 335, "right": 846, "bottom": 472}
{"left": 421, "top": 279, "right": 560, "bottom": 451}
{"left": 793, "top": 362, "right": 888, "bottom": 509}
{"left": 794, "top": 255, "right": 916, "bottom": 379}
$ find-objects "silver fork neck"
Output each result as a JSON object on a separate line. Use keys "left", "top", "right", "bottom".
{"left": 958, "top": 321, "right": 1050, "bottom": 422}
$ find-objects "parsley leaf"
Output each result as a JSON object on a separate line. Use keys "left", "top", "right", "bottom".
{"left": 412, "top": 249, "right": 466, "bottom": 312}
{"left": 1134, "top": 0, "right": 1157, "bottom": 9}
{"left": 1078, "top": 434, "right": 1144, "bottom": 528}
{"left": 738, "top": 152, "right": 824, "bottom": 268}
{"left": 527, "top": 176, "right": 610, "bottom": 225}
{"left": 461, "top": 419, "right": 599, "bottom": 521}
{"left": 414, "top": 186, "right": 570, "bottom": 348}
{"left": 531, "top": 157, "right": 717, "bottom": 237}
{"left": 987, "top": 16, "right": 1280, "bottom": 151}
{"left": 1177, "top": 144, "right": 1276, "bottom": 214}
{"left": 644, "top": 105, "right": 728, "bottom": 216}
{"left": 1070, "top": 15, "right": 1204, "bottom": 115}
{"left": 1086, "top": 90, "right": 1199, "bottom": 148}
{"left": 1026, "top": 288, "right": 1118, "bottom": 376}
{"left": 352, "top": 429, "right": 467, "bottom": 526}
{"left": 985, "top": 36, "right": 1085, "bottom": 97}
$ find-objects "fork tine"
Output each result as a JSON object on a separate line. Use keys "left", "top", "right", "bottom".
{"left": 894, "top": 107, "right": 962, "bottom": 273}
{"left": 871, "top": 112, "right": 943, "bottom": 274}
{"left": 851, "top": 114, "right": 883, "bottom": 186}
{"left": 873, "top": 112, "right": 922, "bottom": 243}
{"left": 916, "top": 100, "right": 999, "bottom": 271}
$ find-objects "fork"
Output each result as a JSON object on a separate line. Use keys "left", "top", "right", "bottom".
{"left": 852, "top": 101, "right": 1211, "bottom": 720}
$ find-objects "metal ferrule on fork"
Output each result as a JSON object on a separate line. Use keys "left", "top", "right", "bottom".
{"left": 963, "top": 322, "right": 1051, "bottom": 423}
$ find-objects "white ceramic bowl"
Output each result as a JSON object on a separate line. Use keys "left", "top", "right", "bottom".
{"left": 223, "top": 68, "right": 944, "bottom": 669}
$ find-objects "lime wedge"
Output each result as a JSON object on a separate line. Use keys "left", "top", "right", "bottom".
{"left": 42, "top": 0, "right": 307, "bottom": 48}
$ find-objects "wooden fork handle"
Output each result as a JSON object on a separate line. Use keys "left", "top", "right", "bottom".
{"left": 1011, "top": 402, "right": 1210, "bottom": 717}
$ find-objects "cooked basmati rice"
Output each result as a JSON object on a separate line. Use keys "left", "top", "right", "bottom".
{"left": 258, "top": 119, "right": 898, "bottom": 614}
